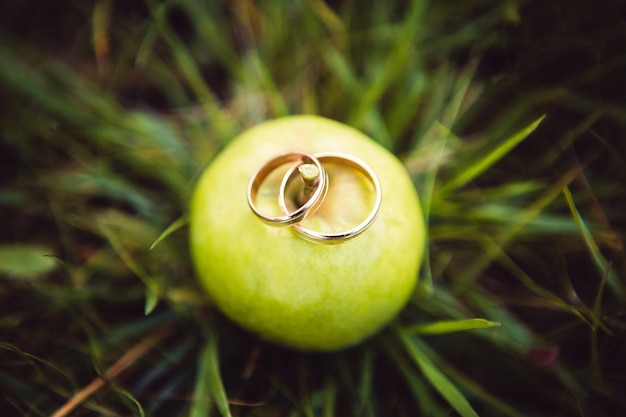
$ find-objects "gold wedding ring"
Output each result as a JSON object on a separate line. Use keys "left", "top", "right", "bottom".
{"left": 279, "top": 152, "right": 382, "bottom": 243}
{"left": 247, "top": 151, "right": 328, "bottom": 226}
{"left": 247, "top": 150, "right": 382, "bottom": 243}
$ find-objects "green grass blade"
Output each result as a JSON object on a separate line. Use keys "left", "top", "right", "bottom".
{"left": 562, "top": 186, "right": 625, "bottom": 300}
{"left": 439, "top": 115, "right": 545, "bottom": 196}
{"left": 322, "top": 378, "right": 338, "bottom": 417}
{"left": 400, "top": 331, "right": 480, "bottom": 417}
{"left": 410, "top": 341, "right": 529, "bottom": 417}
{"left": 147, "top": 1, "right": 235, "bottom": 141}
{"left": 144, "top": 288, "right": 159, "bottom": 316}
{"left": 465, "top": 289, "right": 538, "bottom": 352}
{"left": 348, "top": 0, "right": 426, "bottom": 129}
{"left": 591, "top": 264, "right": 611, "bottom": 379}
{"left": 0, "top": 244, "right": 57, "bottom": 279}
{"left": 245, "top": 51, "right": 289, "bottom": 117}
{"left": 150, "top": 215, "right": 188, "bottom": 250}
{"left": 307, "top": 376, "right": 339, "bottom": 417}
{"left": 115, "top": 388, "right": 146, "bottom": 417}
{"left": 321, "top": 43, "right": 361, "bottom": 92}
{"left": 357, "top": 348, "right": 374, "bottom": 414}
{"left": 452, "top": 160, "right": 587, "bottom": 290}
{"left": 97, "top": 214, "right": 162, "bottom": 296}
{"left": 440, "top": 58, "right": 480, "bottom": 129}
{"left": 384, "top": 340, "right": 450, "bottom": 417}
{"left": 419, "top": 124, "right": 457, "bottom": 294}
{"left": 191, "top": 337, "right": 232, "bottom": 417}
{"left": 404, "top": 318, "right": 501, "bottom": 336}
{"left": 50, "top": 170, "right": 156, "bottom": 218}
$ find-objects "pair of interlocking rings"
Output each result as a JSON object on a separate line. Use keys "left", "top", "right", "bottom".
{"left": 247, "top": 151, "right": 382, "bottom": 244}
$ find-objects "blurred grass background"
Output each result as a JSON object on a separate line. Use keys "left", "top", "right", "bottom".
{"left": 1, "top": 0, "right": 625, "bottom": 416}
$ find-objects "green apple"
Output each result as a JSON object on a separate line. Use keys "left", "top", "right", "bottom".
{"left": 190, "top": 115, "right": 425, "bottom": 350}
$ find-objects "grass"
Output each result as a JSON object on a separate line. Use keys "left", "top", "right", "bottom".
{"left": 1, "top": 0, "right": 626, "bottom": 416}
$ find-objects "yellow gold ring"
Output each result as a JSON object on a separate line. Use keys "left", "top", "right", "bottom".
{"left": 247, "top": 151, "right": 328, "bottom": 226}
{"left": 279, "top": 152, "right": 382, "bottom": 243}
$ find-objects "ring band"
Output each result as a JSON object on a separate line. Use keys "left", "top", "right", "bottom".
{"left": 247, "top": 151, "right": 328, "bottom": 226}
{"left": 279, "top": 152, "right": 382, "bottom": 243}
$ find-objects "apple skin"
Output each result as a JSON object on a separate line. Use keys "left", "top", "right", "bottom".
{"left": 190, "top": 115, "right": 424, "bottom": 351}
